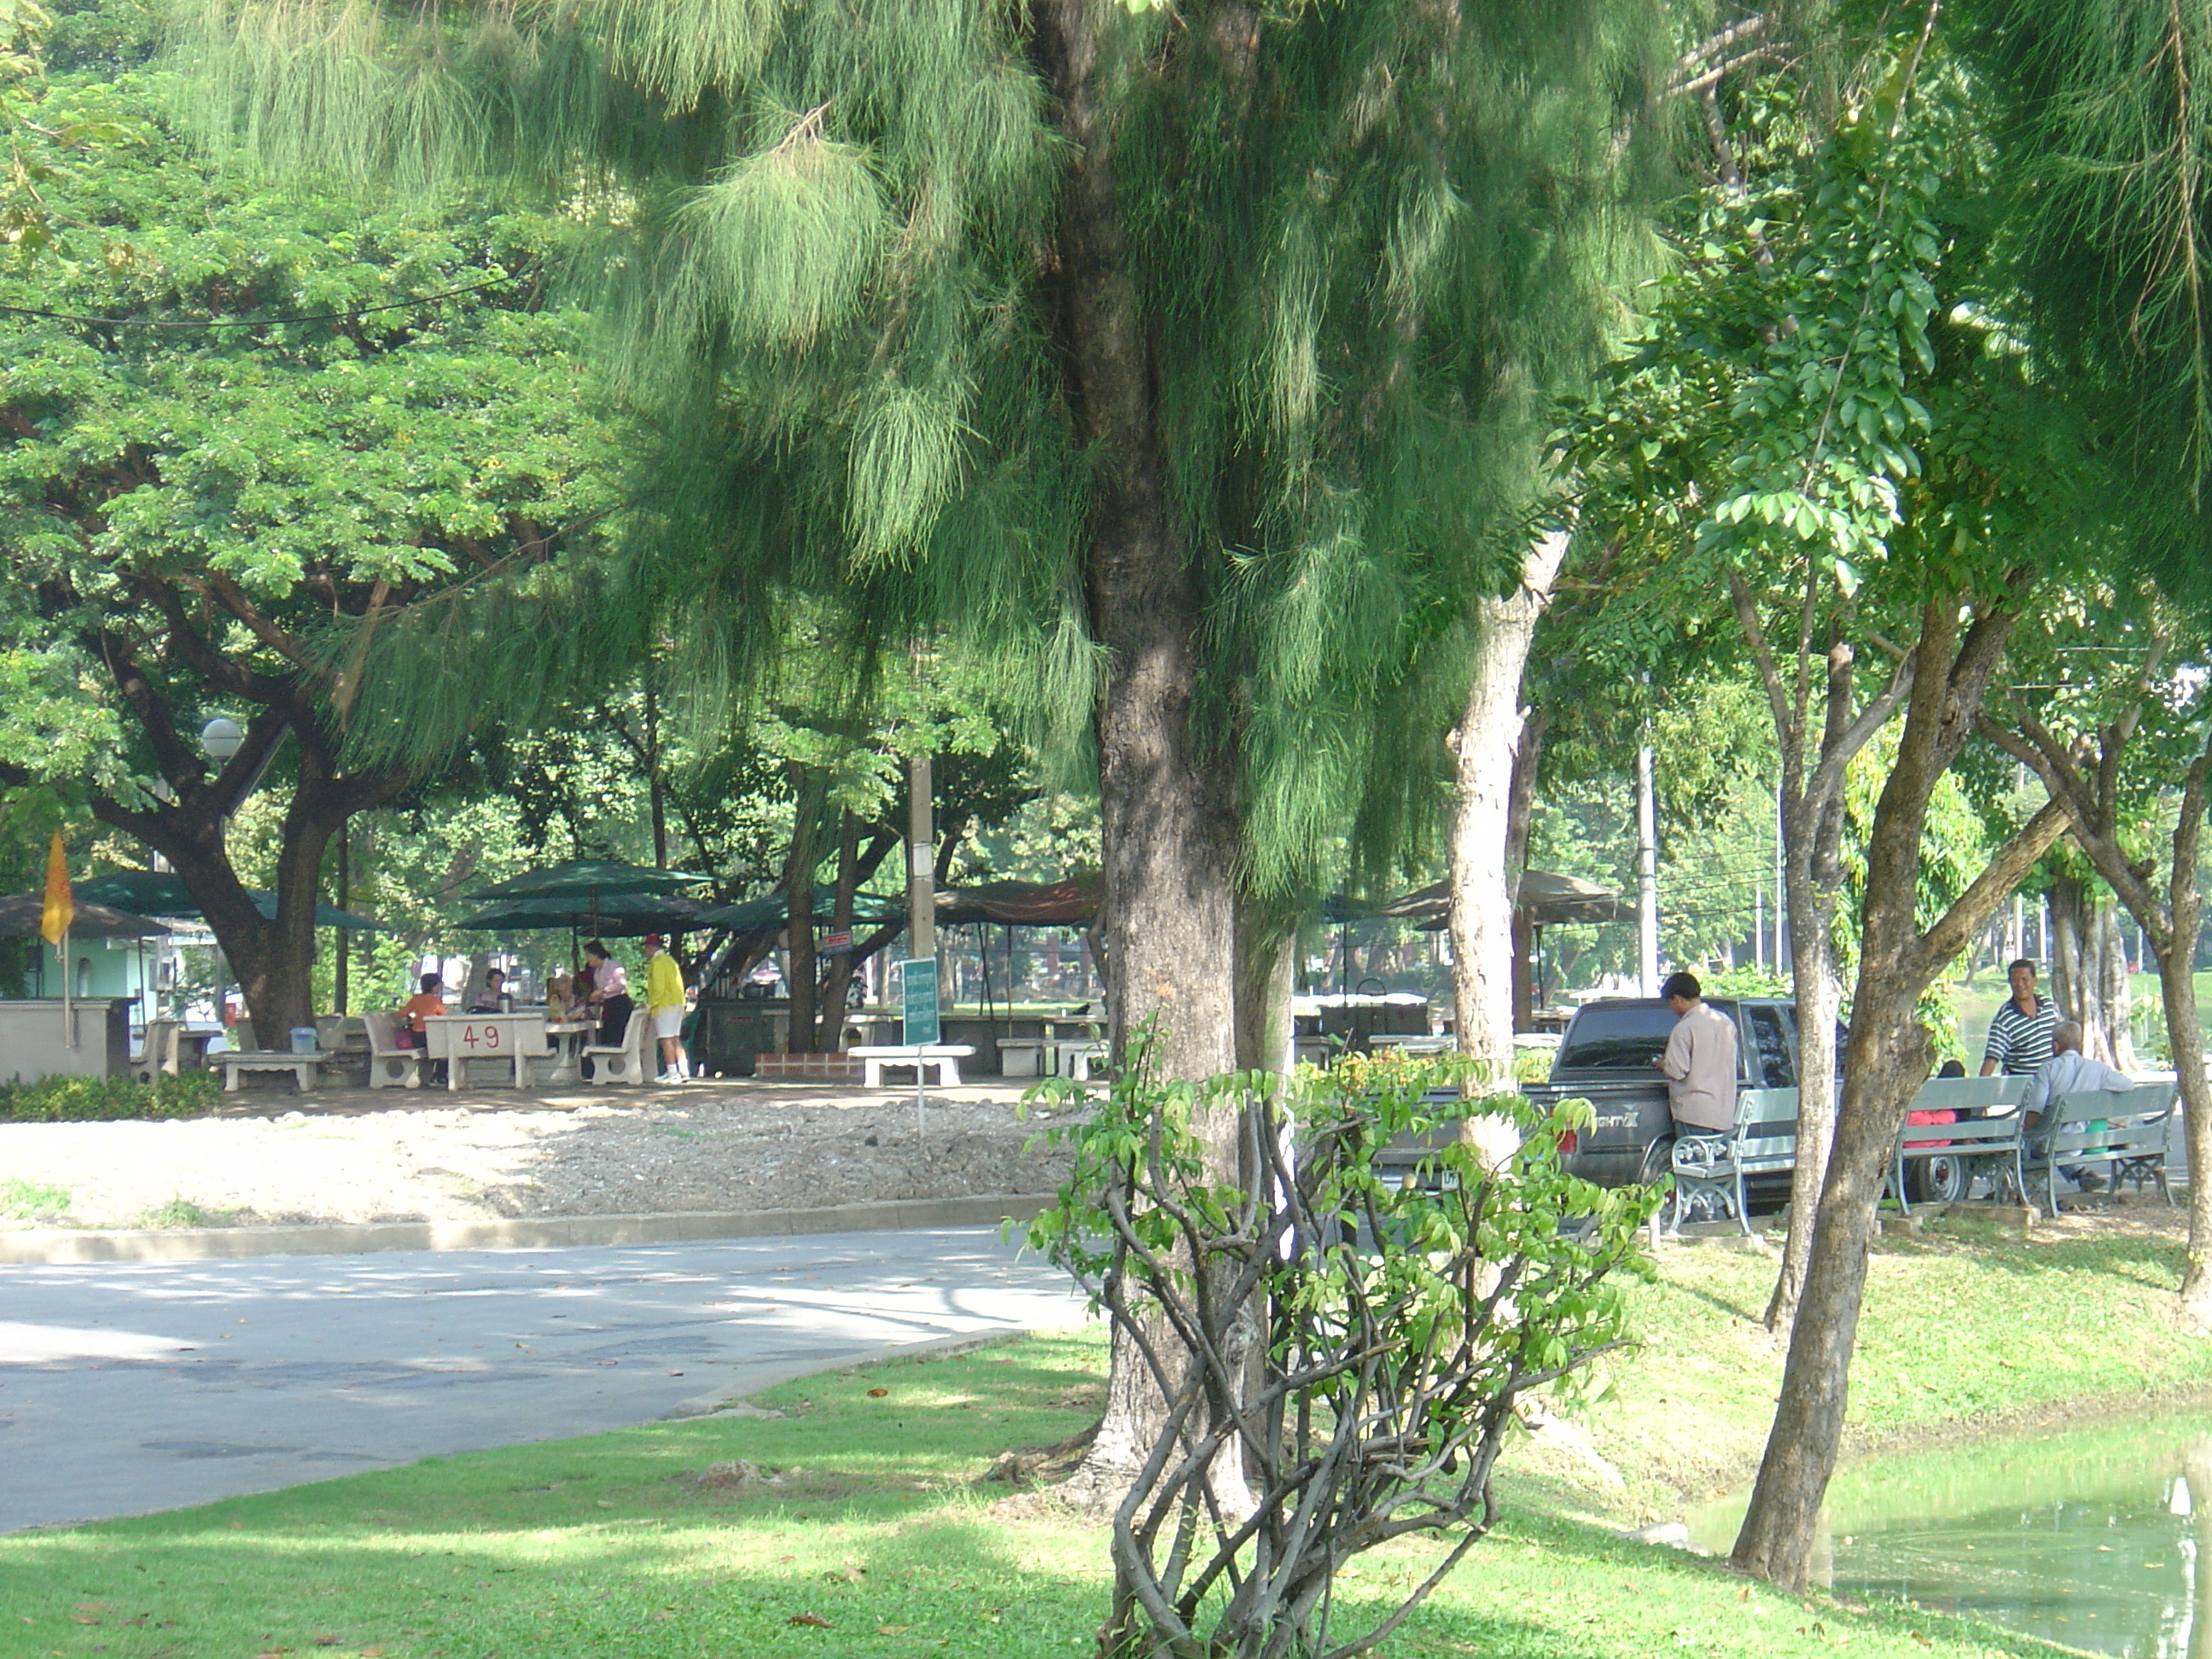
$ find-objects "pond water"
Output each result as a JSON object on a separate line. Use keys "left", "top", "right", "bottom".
{"left": 1688, "top": 1412, "right": 2212, "bottom": 1657}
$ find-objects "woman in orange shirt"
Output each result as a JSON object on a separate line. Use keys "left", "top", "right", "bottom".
{"left": 397, "top": 972, "right": 448, "bottom": 1050}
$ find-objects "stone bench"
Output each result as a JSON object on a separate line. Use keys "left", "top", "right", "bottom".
{"left": 1054, "top": 1039, "right": 1109, "bottom": 1080}
{"left": 997, "top": 1038, "right": 1051, "bottom": 1079}
{"left": 215, "top": 1049, "right": 329, "bottom": 1093}
{"left": 850, "top": 1045, "right": 976, "bottom": 1088}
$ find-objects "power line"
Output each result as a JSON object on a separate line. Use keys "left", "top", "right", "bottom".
{"left": 0, "top": 270, "right": 526, "bottom": 330}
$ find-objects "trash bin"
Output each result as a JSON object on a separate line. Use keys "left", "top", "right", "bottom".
{"left": 289, "top": 1026, "right": 319, "bottom": 1055}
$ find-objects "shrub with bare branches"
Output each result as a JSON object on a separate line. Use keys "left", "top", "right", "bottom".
{"left": 1025, "top": 1048, "right": 1657, "bottom": 1658}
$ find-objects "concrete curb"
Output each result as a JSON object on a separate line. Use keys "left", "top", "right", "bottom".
{"left": 0, "top": 1194, "right": 1056, "bottom": 1266}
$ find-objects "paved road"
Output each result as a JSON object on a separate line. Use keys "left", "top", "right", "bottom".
{"left": 0, "top": 1226, "right": 1083, "bottom": 1533}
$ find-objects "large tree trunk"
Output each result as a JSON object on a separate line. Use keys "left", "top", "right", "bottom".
{"left": 814, "top": 812, "right": 863, "bottom": 1051}
{"left": 783, "top": 770, "right": 821, "bottom": 1053}
{"left": 2163, "top": 940, "right": 2212, "bottom": 1324}
{"left": 1232, "top": 890, "right": 1297, "bottom": 1076}
{"left": 1448, "top": 531, "right": 1567, "bottom": 1077}
{"left": 1508, "top": 712, "right": 1548, "bottom": 1031}
{"left": 2052, "top": 879, "right": 2134, "bottom": 1065}
{"left": 1766, "top": 873, "right": 1839, "bottom": 1326}
{"left": 1732, "top": 593, "right": 2068, "bottom": 1589}
{"left": 1033, "top": 0, "right": 1243, "bottom": 1513}
{"left": 93, "top": 721, "right": 404, "bottom": 1051}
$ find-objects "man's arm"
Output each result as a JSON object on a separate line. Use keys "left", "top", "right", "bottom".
{"left": 2022, "top": 1063, "right": 2054, "bottom": 1125}
{"left": 1657, "top": 1021, "right": 1690, "bottom": 1082}
{"left": 1981, "top": 1006, "right": 2007, "bottom": 1076}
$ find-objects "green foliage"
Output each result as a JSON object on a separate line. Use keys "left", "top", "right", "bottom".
{"left": 0, "top": 63, "right": 629, "bottom": 807}
{"left": 0, "top": 1068, "right": 218, "bottom": 1121}
{"left": 1024, "top": 1039, "right": 1656, "bottom": 1656}
{"left": 1965, "top": 0, "right": 2212, "bottom": 595}
{"left": 175, "top": 0, "right": 1675, "bottom": 905}
{"left": 0, "top": 1174, "right": 69, "bottom": 1216}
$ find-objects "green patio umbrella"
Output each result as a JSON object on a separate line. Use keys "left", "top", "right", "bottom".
{"left": 465, "top": 860, "right": 711, "bottom": 901}
{"left": 691, "top": 886, "right": 905, "bottom": 934}
{"left": 0, "top": 891, "right": 168, "bottom": 940}
{"left": 74, "top": 871, "right": 393, "bottom": 931}
{"left": 464, "top": 859, "right": 713, "bottom": 939}
{"left": 453, "top": 892, "right": 709, "bottom": 937}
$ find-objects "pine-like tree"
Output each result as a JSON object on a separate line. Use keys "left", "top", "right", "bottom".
{"left": 178, "top": 0, "right": 1670, "bottom": 1500}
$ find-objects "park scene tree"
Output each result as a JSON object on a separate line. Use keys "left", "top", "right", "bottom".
{"left": 10, "top": 1, "right": 2212, "bottom": 1656}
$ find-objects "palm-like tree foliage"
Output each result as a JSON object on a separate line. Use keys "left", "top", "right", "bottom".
{"left": 1967, "top": 0, "right": 2212, "bottom": 594}
{"left": 176, "top": 0, "right": 1671, "bottom": 1081}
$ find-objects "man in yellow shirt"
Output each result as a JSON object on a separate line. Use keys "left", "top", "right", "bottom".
{"left": 643, "top": 933, "right": 690, "bottom": 1084}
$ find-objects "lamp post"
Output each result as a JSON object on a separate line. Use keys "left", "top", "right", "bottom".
{"left": 200, "top": 717, "right": 244, "bottom": 767}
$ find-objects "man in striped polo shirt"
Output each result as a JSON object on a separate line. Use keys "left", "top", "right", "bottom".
{"left": 1981, "top": 958, "right": 2058, "bottom": 1077}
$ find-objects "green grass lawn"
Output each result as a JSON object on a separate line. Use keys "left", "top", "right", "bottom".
{"left": 13, "top": 1226, "right": 2206, "bottom": 1658}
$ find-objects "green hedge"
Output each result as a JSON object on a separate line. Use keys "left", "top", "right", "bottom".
{"left": 0, "top": 1071, "right": 220, "bottom": 1122}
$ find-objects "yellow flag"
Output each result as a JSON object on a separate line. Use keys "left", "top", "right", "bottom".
{"left": 39, "top": 830, "right": 72, "bottom": 948}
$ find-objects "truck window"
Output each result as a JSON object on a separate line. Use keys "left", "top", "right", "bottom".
{"left": 1555, "top": 1005, "right": 1679, "bottom": 1070}
{"left": 1747, "top": 1005, "right": 1796, "bottom": 1086}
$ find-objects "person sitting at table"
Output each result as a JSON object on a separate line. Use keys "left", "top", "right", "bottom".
{"left": 584, "top": 940, "right": 632, "bottom": 1047}
{"left": 467, "top": 968, "right": 509, "bottom": 1013}
{"left": 396, "top": 972, "right": 446, "bottom": 1050}
{"left": 545, "top": 972, "right": 582, "bottom": 1021}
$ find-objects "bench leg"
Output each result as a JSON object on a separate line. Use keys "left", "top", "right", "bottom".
{"left": 939, "top": 1060, "right": 960, "bottom": 1086}
{"left": 864, "top": 1060, "right": 884, "bottom": 1088}
{"left": 222, "top": 1066, "right": 241, "bottom": 1093}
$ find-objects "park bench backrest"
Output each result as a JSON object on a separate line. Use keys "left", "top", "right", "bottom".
{"left": 1895, "top": 1113, "right": 2024, "bottom": 1154}
{"left": 362, "top": 1010, "right": 405, "bottom": 1054}
{"left": 1733, "top": 1086, "right": 1800, "bottom": 1164}
{"left": 2036, "top": 1082, "right": 2178, "bottom": 1159}
{"left": 1909, "top": 1075, "right": 2030, "bottom": 1115}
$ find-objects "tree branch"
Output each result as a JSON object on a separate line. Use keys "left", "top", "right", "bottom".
{"left": 1913, "top": 797, "right": 2074, "bottom": 975}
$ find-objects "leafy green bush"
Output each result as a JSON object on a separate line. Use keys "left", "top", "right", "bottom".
{"left": 0, "top": 1177, "right": 70, "bottom": 1218}
{"left": 1025, "top": 1040, "right": 1657, "bottom": 1659}
{"left": 0, "top": 1071, "right": 219, "bottom": 1122}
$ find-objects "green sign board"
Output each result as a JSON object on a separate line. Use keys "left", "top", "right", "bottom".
{"left": 899, "top": 957, "right": 940, "bottom": 1047}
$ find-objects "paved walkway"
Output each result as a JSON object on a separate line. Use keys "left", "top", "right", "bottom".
{"left": 0, "top": 1226, "right": 1083, "bottom": 1532}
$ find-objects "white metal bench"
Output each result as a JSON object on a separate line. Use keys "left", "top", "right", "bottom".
{"left": 216, "top": 1049, "right": 329, "bottom": 1093}
{"left": 2021, "top": 1082, "right": 2179, "bottom": 1213}
{"left": 852, "top": 1045, "right": 976, "bottom": 1088}
{"left": 1669, "top": 1086, "right": 1799, "bottom": 1232}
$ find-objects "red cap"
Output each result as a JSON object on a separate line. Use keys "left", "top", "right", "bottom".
{"left": 643, "top": 933, "right": 665, "bottom": 948}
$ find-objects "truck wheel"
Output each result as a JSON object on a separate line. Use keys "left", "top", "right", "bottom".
{"left": 1638, "top": 1136, "right": 1676, "bottom": 1190}
{"left": 1905, "top": 1153, "right": 1972, "bottom": 1205}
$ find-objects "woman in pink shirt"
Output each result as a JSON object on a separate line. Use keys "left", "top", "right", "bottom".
{"left": 583, "top": 940, "right": 633, "bottom": 1047}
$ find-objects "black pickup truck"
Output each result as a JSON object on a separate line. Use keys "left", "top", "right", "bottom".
{"left": 1375, "top": 997, "right": 1809, "bottom": 1193}
{"left": 1523, "top": 997, "right": 1807, "bottom": 1187}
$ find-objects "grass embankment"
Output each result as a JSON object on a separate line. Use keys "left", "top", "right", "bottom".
{"left": 7, "top": 1229, "right": 2207, "bottom": 1659}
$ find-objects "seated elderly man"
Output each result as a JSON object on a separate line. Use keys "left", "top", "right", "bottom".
{"left": 2023, "top": 1019, "right": 2133, "bottom": 1193}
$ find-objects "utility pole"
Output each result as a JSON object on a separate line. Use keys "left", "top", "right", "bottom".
{"left": 334, "top": 824, "right": 349, "bottom": 1016}
{"left": 1636, "top": 738, "right": 1658, "bottom": 997}
{"left": 908, "top": 753, "right": 934, "bottom": 963}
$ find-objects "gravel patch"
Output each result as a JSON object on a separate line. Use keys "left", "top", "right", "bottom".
{"left": 0, "top": 1083, "right": 1080, "bottom": 1230}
